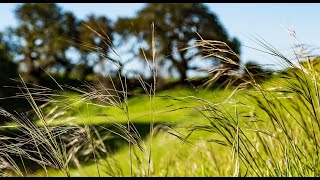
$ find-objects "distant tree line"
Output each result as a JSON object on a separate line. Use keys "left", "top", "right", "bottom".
{"left": 0, "top": 3, "right": 249, "bottom": 84}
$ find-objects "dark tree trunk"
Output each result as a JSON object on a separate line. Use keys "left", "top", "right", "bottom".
{"left": 176, "top": 61, "right": 188, "bottom": 84}
{"left": 179, "top": 68, "right": 187, "bottom": 84}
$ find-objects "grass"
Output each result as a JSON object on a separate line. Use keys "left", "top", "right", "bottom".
{"left": 1, "top": 27, "right": 320, "bottom": 177}
{"left": 2, "top": 74, "right": 293, "bottom": 177}
{"left": 26, "top": 75, "right": 298, "bottom": 177}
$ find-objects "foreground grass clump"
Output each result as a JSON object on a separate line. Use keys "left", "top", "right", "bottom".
{"left": 30, "top": 62, "right": 320, "bottom": 176}
{"left": 2, "top": 33, "right": 320, "bottom": 177}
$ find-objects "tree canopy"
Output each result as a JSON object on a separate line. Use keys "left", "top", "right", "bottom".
{"left": 115, "top": 3, "right": 241, "bottom": 83}
{"left": 2, "top": 3, "right": 243, "bottom": 86}
{"left": 12, "top": 3, "right": 77, "bottom": 83}
{"left": 75, "top": 14, "right": 115, "bottom": 80}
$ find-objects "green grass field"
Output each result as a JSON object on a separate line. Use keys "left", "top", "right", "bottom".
{"left": 28, "top": 88, "right": 240, "bottom": 177}
{"left": 2, "top": 51, "right": 320, "bottom": 177}
{"left": 21, "top": 72, "right": 299, "bottom": 177}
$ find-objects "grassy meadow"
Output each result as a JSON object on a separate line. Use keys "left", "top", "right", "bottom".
{"left": 1, "top": 37, "right": 320, "bottom": 177}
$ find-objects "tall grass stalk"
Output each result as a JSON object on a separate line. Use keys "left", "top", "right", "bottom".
{"left": 61, "top": 21, "right": 161, "bottom": 176}
{"left": 147, "top": 22, "right": 157, "bottom": 177}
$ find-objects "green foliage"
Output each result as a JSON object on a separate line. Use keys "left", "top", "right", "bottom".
{"left": 115, "top": 3, "right": 241, "bottom": 83}
{"left": 11, "top": 3, "right": 77, "bottom": 83}
{"left": 2, "top": 3, "right": 244, "bottom": 86}
{"left": 10, "top": 3, "right": 122, "bottom": 83}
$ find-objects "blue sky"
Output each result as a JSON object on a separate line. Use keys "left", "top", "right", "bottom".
{"left": 1, "top": 3, "right": 320, "bottom": 69}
